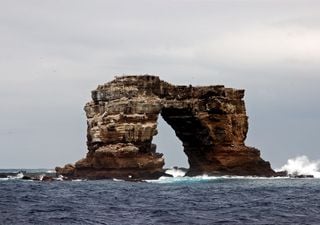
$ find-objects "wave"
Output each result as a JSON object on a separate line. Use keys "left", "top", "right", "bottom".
{"left": 277, "top": 155, "right": 320, "bottom": 178}
{"left": 113, "top": 178, "right": 124, "bottom": 182}
{"left": 0, "top": 172, "right": 63, "bottom": 182}
{"left": 0, "top": 172, "right": 25, "bottom": 181}
{"left": 164, "top": 167, "right": 187, "bottom": 177}
{"left": 147, "top": 167, "right": 290, "bottom": 183}
{"left": 2, "top": 156, "right": 320, "bottom": 183}
{"left": 7, "top": 172, "right": 24, "bottom": 179}
{"left": 148, "top": 158, "right": 320, "bottom": 184}
{"left": 146, "top": 175, "right": 291, "bottom": 184}
{"left": 147, "top": 174, "right": 219, "bottom": 183}
{"left": 71, "top": 179, "right": 85, "bottom": 182}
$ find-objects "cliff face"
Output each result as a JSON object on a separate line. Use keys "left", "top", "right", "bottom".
{"left": 56, "top": 75, "right": 275, "bottom": 179}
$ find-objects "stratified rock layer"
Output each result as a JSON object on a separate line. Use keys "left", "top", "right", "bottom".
{"left": 56, "top": 75, "right": 275, "bottom": 179}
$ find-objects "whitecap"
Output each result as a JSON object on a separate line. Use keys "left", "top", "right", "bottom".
{"left": 146, "top": 173, "right": 294, "bottom": 183}
{"left": 55, "top": 175, "right": 64, "bottom": 181}
{"left": 146, "top": 174, "right": 220, "bottom": 183}
{"left": 38, "top": 174, "right": 45, "bottom": 181}
{"left": 7, "top": 172, "right": 24, "bottom": 180}
{"left": 113, "top": 178, "right": 124, "bottom": 182}
{"left": 72, "top": 179, "right": 85, "bottom": 182}
{"left": 277, "top": 155, "right": 320, "bottom": 178}
{"left": 164, "top": 167, "right": 186, "bottom": 177}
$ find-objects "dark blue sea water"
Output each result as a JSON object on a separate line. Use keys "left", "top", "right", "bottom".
{"left": 1, "top": 170, "right": 320, "bottom": 225}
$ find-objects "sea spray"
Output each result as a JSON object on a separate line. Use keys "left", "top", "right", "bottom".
{"left": 277, "top": 155, "right": 320, "bottom": 178}
{"left": 164, "top": 167, "right": 187, "bottom": 177}
{"left": 148, "top": 174, "right": 220, "bottom": 184}
{"left": 7, "top": 172, "right": 24, "bottom": 179}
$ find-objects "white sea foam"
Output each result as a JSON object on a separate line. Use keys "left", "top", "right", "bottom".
{"left": 164, "top": 168, "right": 187, "bottom": 177}
{"left": 38, "top": 174, "right": 45, "bottom": 181}
{"left": 113, "top": 178, "right": 124, "bottom": 182}
{"left": 72, "top": 179, "right": 85, "bottom": 182}
{"left": 147, "top": 174, "right": 220, "bottom": 183}
{"left": 7, "top": 172, "right": 24, "bottom": 180}
{"left": 277, "top": 155, "right": 320, "bottom": 178}
{"left": 55, "top": 175, "right": 64, "bottom": 181}
{"left": 147, "top": 174, "right": 288, "bottom": 183}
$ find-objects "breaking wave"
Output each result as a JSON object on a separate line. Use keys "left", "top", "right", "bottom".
{"left": 0, "top": 171, "right": 65, "bottom": 182}
{"left": 2, "top": 156, "right": 320, "bottom": 183}
{"left": 147, "top": 168, "right": 287, "bottom": 183}
{"left": 164, "top": 167, "right": 187, "bottom": 177}
{"left": 0, "top": 172, "right": 24, "bottom": 181}
{"left": 277, "top": 155, "right": 320, "bottom": 178}
{"left": 7, "top": 172, "right": 24, "bottom": 179}
{"left": 147, "top": 174, "right": 289, "bottom": 184}
{"left": 147, "top": 174, "right": 219, "bottom": 183}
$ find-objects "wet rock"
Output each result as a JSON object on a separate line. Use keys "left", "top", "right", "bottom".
{"left": 55, "top": 164, "right": 75, "bottom": 177}
{"left": 0, "top": 174, "right": 8, "bottom": 178}
{"left": 41, "top": 176, "right": 54, "bottom": 181}
{"left": 56, "top": 75, "right": 275, "bottom": 179}
{"left": 291, "top": 175, "right": 314, "bottom": 178}
{"left": 275, "top": 171, "right": 288, "bottom": 177}
{"left": 22, "top": 175, "right": 32, "bottom": 180}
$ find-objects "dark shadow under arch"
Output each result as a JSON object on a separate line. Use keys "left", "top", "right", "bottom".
{"left": 153, "top": 116, "right": 188, "bottom": 168}
{"left": 161, "top": 107, "right": 215, "bottom": 170}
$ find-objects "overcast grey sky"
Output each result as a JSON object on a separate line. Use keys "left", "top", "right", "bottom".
{"left": 0, "top": 0, "right": 319, "bottom": 169}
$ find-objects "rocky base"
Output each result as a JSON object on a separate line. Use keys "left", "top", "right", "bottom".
{"left": 56, "top": 75, "right": 276, "bottom": 180}
{"left": 56, "top": 167, "right": 165, "bottom": 180}
{"left": 186, "top": 146, "right": 276, "bottom": 177}
{"left": 56, "top": 143, "right": 165, "bottom": 180}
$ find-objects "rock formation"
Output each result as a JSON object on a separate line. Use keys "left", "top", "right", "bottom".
{"left": 56, "top": 75, "right": 275, "bottom": 179}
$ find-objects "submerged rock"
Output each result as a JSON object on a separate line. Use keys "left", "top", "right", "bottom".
{"left": 22, "top": 175, "right": 32, "bottom": 180}
{"left": 41, "top": 176, "right": 54, "bottom": 181}
{"left": 275, "top": 171, "right": 288, "bottom": 177}
{"left": 56, "top": 75, "right": 276, "bottom": 179}
{"left": 275, "top": 170, "right": 314, "bottom": 178}
{"left": 291, "top": 174, "right": 314, "bottom": 178}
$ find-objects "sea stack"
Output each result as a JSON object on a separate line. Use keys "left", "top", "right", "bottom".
{"left": 56, "top": 75, "right": 275, "bottom": 179}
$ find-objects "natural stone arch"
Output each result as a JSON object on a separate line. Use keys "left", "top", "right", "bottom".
{"left": 56, "top": 75, "right": 275, "bottom": 179}
{"left": 160, "top": 107, "right": 215, "bottom": 172}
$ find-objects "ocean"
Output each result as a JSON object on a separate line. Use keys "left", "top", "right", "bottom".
{"left": 1, "top": 168, "right": 320, "bottom": 225}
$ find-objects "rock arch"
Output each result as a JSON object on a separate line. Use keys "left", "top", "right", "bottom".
{"left": 56, "top": 75, "right": 275, "bottom": 179}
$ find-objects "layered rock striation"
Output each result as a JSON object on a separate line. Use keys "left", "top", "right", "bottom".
{"left": 56, "top": 75, "right": 275, "bottom": 179}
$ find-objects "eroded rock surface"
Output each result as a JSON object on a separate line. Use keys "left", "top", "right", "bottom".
{"left": 56, "top": 75, "right": 275, "bottom": 179}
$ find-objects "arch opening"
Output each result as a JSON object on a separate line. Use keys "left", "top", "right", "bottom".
{"left": 153, "top": 116, "right": 188, "bottom": 168}
{"left": 160, "top": 107, "right": 215, "bottom": 170}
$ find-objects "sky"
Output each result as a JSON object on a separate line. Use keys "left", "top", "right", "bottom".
{"left": 0, "top": 0, "right": 319, "bottom": 169}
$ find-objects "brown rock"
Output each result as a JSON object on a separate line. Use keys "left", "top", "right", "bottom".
{"left": 55, "top": 164, "right": 75, "bottom": 176}
{"left": 41, "top": 175, "right": 54, "bottom": 181}
{"left": 56, "top": 75, "right": 275, "bottom": 179}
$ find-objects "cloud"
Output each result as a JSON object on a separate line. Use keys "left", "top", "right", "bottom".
{"left": 198, "top": 27, "right": 320, "bottom": 67}
{"left": 0, "top": 0, "right": 320, "bottom": 168}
